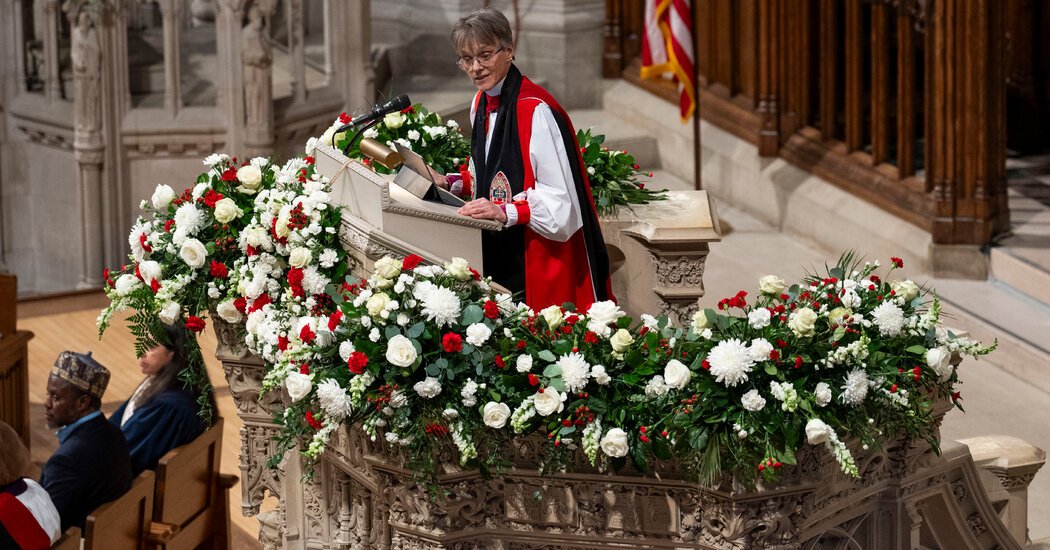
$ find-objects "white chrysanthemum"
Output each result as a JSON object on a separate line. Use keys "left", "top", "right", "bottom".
{"left": 840, "top": 368, "right": 869, "bottom": 405}
{"left": 871, "top": 301, "right": 905, "bottom": 336}
{"left": 706, "top": 338, "right": 755, "bottom": 387}
{"left": 748, "top": 308, "right": 771, "bottom": 329}
{"left": 748, "top": 338, "right": 774, "bottom": 362}
{"left": 417, "top": 283, "right": 461, "bottom": 327}
{"left": 741, "top": 389, "right": 766, "bottom": 411}
{"left": 174, "top": 203, "right": 204, "bottom": 235}
{"left": 316, "top": 379, "right": 350, "bottom": 420}
{"left": 556, "top": 352, "right": 591, "bottom": 393}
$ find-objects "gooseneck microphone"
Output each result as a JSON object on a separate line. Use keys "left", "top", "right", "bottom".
{"left": 335, "top": 95, "right": 411, "bottom": 134}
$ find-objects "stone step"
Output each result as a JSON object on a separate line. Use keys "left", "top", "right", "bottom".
{"left": 991, "top": 244, "right": 1050, "bottom": 308}
{"left": 600, "top": 79, "right": 695, "bottom": 184}
{"left": 567, "top": 109, "right": 662, "bottom": 170}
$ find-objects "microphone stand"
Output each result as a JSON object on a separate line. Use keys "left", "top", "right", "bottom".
{"left": 339, "top": 118, "right": 383, "bottom": 158}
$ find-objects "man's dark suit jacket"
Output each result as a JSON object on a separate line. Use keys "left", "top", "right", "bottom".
{"left": 40, "top": 413, "right": 133, "bottom": 532}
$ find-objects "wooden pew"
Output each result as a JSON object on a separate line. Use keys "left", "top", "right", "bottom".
{"left": 51, "top": 470, "right": 156, "bottom": 550}
{"left": 148, "top": 418, "right": 237, "bottom": 550}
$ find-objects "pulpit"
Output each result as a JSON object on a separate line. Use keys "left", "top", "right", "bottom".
{"left": 0, "top": 273, "right": 33, "bottom": 449}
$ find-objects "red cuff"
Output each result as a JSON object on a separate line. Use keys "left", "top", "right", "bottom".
{"left": 512, "top": 200, "right": 530, "bottom": 226}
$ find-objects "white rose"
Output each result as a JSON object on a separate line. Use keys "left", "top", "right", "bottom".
{"left": 158, "top": 301, "right": 181, "bottom": 325}
{"left": 609, "top": 329, "right": 634, "bottom": 353}
{"left": 115, "top": 274, "right": 141, "bottom": 296}
{"left": 691, "top": 309, "right": 711, "bottom": 332}
{"left": 805, "top": 418, "right": 831, "bottom": 444}
{"left": 383, "top": 111, "right": 405, "bottom": 129}
{"left": 373, "top": 256, "right": 402, "bottom": 279}
{"left": 137, "top": 260, "right": 162, "bottom": 285}
{"left": 366, "top": 292, "right": 391, "bottom": 317}
{"left": 245, "top": 310, "right": 264, "bottom": 335}
{"left": 892, "top": 279, "right": 920, "bottom": 302}
{"left": 444, "top": 257, "right": 471, "bottom": 281}
{"left": 482, "top": 402, "right": 511, "bottom": 429}
{"left": 540, "top": 305, "right": 563, "bottom": 330}
{"left": 587, "top": 300, "right": 625, "bottom": 325}
{"left": 465, "top": 323, "right": 492, "bottom": 346}
{"left": 236, "top": 165, "right": 263, "bottom": 193}
{"left": 533, "top": 388, "right": 565, "bottom": 416}
{"left": 663, "top": 359, "right": 691, "bottom": 389}
{"left": 151, "top": 184, "right": 175, "bottom": 210}
{"left": 926, "top": 347, "right": 953, "bottom": 381}
{"left": 275, "top": 207, "right": 292, "bottom": 238}
{"left": 285, "top": 372, "right": 312, "bottom": 402}
{"left": 289, "top": 247, "right": 313, "bottom": 268}
{"left": 216, "top": 299, "right": 242, "bottom": 324}
{"left": 413, "top": 376, "right": 442, "bottom": 398}
{"left": 600, "top": 428, "right": 629, "bottom": 458}
{"left": 515, "top": 354, "right": 533, "bottom": 373}
{"left": 788, "top": 307, "right": 818, "bottom": 337}
{"left": 213, "top": 197, "right": 242, "bottom": 223}
{"left": 244, "top": 227, "right": 269, "bottom": 248}
{"left": 386, "top": 334, "right": 417, "bottom": 367}
{"left": 179, "top": 238, "right": 208, "bottom": 269}
{"left": 759, "top": 275, "right": 787, "bottom": 295}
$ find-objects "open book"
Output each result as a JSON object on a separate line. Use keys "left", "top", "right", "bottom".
{"left": 393, "top": 144, "right": 466, "bottom": 207}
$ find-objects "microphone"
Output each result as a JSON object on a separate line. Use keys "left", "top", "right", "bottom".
{"left": 335, "top": 95, "right": 411, "bottom": 133}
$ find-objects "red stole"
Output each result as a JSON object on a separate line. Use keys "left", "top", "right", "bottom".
{"left": 0, "top": 492, "right": 51, "bottom": 550}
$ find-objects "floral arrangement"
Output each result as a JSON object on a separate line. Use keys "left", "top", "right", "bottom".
{"left": 577, "top": 129, "right": 668, "bottom": 216}
{"left": 315, "top": 103, "right": 471, "bottom": 176}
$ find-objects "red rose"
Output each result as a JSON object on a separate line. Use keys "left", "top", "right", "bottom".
{"left": 442, "top": 332, "right": 463, "bottom": 353}
{"left": 483, "top": 300, "right": 499, "bottom": 319}
{"left": 328, "top": 310, "right": 343, "bottom": 331}
{"left": 299, "top": 324, "right": 316, "bottom": 344}
{"left": 185, "top": 315, "right": 206, "bottom": 333}
{"left": 584, "top": 331, "right": 599, "bottom": 344}
{"left": 305, "top": 411, "right": 323, "bottom": 430}
{"left": 348, "top": 351, "right": 369, "bottom": 374}
{"left": 210, "top": 261, "right": 229, "bottom": 279}
{"left": 402, "top": 254, "right": 423, "bottom": 270}
{"left": 234, "top": 297, "right": 247, "bottom": 313}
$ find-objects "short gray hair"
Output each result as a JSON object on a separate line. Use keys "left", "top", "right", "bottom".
{"left": 451, "top": 9, "right": 513, "bottom": 53}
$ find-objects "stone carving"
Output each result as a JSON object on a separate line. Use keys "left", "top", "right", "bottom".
{"left": 242, "top": 3, "right": 274, "bottom": 137}
{"left": 70, "top": 8, "right": 102, "bottom": 139}
{"left": 652, "top": 253, "right": 707, "bottom": 288}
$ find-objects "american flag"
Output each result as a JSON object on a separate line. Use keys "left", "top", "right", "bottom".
{"left": 640, "top": 0, "right": 696, "bottom": 121}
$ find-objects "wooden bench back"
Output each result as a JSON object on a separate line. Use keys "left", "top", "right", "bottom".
{"left": 153, "top": 417, "right": 224, "bottom": 550}
{"left": 83, "top": 470, "right": 155, "bottom": 550}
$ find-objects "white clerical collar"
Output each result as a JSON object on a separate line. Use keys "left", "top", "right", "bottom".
{"left": 485, "top": 76, "right": 507, "bottom": 97}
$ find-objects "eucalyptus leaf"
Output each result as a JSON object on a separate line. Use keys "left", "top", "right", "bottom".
{"left": 543, "top": 364, "right": 562, "bottom": 377}
{"left": 548, "top": 377, "right": 566, "bottom": 392}
{"left": 537, "top": 350, "right": 557, "bottom": 362}
{"left": 764, "top": 363, "right": 778, "bottom": 376}
{"left": 461, "top": 304, "right": 484, "bottom": 325}
{"left": 406, "top": 322, "right": 425, "bottom": 339}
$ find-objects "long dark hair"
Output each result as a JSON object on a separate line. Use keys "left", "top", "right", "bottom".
{"left": 137, "top": 322, "right": 216, "bottom": 425}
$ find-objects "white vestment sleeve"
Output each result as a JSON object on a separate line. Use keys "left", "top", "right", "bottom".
{"left": 515, "top": 103, "right": 584, "bottom": 241}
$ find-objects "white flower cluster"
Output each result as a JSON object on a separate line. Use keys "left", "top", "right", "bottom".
{"left": 769, "top": 381, "right": 799, "bottom": 412}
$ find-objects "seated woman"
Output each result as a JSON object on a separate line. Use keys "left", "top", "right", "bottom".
{"left": 0, "top": 421, "right": 61, "bottom": 549}
{"left": 110, "top": 322, "right": 213, "bottom": 476}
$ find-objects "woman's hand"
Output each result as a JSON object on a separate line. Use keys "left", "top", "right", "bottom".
{"left": 458, "top": 198, "right": 507, "bottom": 224}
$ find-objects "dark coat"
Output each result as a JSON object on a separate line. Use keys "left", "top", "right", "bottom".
{"left": 110, "top": 388, "right": 205, "bottom": 476}
{"left": 40, "top": 413, "right": 133, "bottom": 532}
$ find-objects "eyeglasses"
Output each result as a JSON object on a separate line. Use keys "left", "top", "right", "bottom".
{"left": 456, "top": 47, "right": 505, "bottom": 70}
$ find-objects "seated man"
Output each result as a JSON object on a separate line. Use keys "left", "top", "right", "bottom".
{"left": 40, "top": 351, "right": 133, "bottom": 532}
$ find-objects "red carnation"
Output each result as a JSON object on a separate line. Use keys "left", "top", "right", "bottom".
{"left": 299, "top": 363, "right": 310, "bottom": 375}
{"left": 163, "top": 219, "right": 174, "bottom": 233}
{"left": 185, "top": 315, "right": 206, "bottom": 333}
{"left": 234, "top": 297, "right": 247, "bottom": 313}
{"left": 287, "top": 267, "right": 305, "bottom": 298}
{"left": 769, "top": 349, "right": 780, "bottom": 361}
{"left": 305, "top": 155, "right": 315, "bottom": 165}
{"left": 328, "top": 310, "right": 343, "bottom": 331}
{"left": 442, "top": 332, "right": 463, "bottom": 353}
{"left": 338, "top": 111, "right": 351, "bottom": 124}
{"left": 299, "top": 324, "right": 316, "bottom": 344}
{"left": 221, "top": 167, "right": 238, "bottom": 181}
{"left": 210, "top": 260, "right": 229, "bottom": 279}
{"left": 890, "top": 257, "right": 904, "bottom": 268}
{"left": 348, "top": 351, "right": 369, "bottom": 374}
{"left": 402, "top": 254, "right": 423, "bottom": 270}
{"left": 794, "top": 356, "right": 803, "bottom": 369}
{"left": 305, "top": 411, "right": 323, "bottom": 430}
{"left": 584, "top": 331, "right": 599, "bottom": 344}
{"left": 528, "top": 374, "right": 540, "bottom": 386}
{"left": 701, "top": 359, "right": 711, "bottom": 370}
{"left": 139, "top": 232, "right": 152, "bottom": 253}
{"left": 249, "top": 293, "right": 271, "bottom": 313}
{"left": 494, "top": 355, "right": 506, "bottom": 369}
{"left": 149, "top": 278, "right": 161, "bottom": 294}
{"left": 468, "top": 267, "right": 481, "bottom": 281}
{"left": 202, "top": 189, "right": 224, "bottom": 208}
{"left": 483, "top": 300, "right": 499, "bottom": 319}
{"left": 278, "top": 335, "right": 289, "bottom": 351}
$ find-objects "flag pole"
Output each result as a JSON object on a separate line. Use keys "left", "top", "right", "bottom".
{"left": 693, "top": 1, "right": 702, "bottom": 191}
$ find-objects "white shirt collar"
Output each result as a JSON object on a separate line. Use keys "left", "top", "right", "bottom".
{"left": 485, "top": 75, "right": 507, "bottom": 97}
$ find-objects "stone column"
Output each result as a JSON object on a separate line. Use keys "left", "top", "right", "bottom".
{"left": 158, "top": 0, "right": 183, "bottom": 114}
{"left": 10, "top": 0, "right": 27, "bottom": 97}
{"left": 216, "top": 0, "right": 248, "bottom": 155}
{"left": 43, "top": 0, "right": 63, "bottom": 101}
{"left": 326, "top": 0, "right": 374, "bottom": 112}
{"left": 286, "top": 0, "right": 307, "bottom": 104}
{"left": 69, "top": 5, "right": 105, "bottom": 288}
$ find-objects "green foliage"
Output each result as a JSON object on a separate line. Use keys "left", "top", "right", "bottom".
{"left": 576, "top": 129, "right": 668, "bottom": 216}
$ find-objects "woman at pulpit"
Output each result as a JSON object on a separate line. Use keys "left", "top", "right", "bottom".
{"left": 110, "top": 322, "right": 212, "bottom": 476}
{"left": 450, "top": 8, "right": 614, "bottom": 312}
